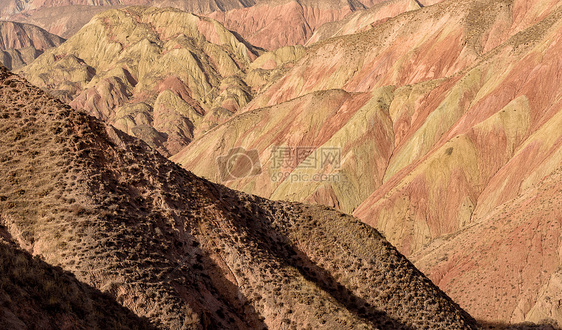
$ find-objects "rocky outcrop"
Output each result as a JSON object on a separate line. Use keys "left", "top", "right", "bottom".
{"left": 0, "top": 64, "right": 478, "bottom": 328}
{"left": 0, "top": 21, "right": 64, "bottom": 69}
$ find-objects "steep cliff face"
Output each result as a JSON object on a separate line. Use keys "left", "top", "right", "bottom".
{"left": 0, "top": 64, "right": 478, "bottom": 329}
{"left": 170, "top": 0, "right": 562, "bottom": 324}
{"left": 0, "top": 21, "right": 64, "bottom": 70}
{"left": 20, "top": 6, "right": 260, "bottom": 157}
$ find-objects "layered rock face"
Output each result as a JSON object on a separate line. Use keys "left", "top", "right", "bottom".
{"left": 3, "top": 0, "right": 254, "bottom": 38}
{"left": 0, "top": 64, "right": 478, "bottom": 329}
{"left": 20, "top": 6, "right": 261, "bottom": 157}
{"left": 208, "top": 0, "right": 379, "bottom": 50}
{"left": 207, "top": 0, "right": 452, "bottom": 49}
{"left": 0, "top": 21, "right": 64, "bottom": 70}
{"left": 3, "top": 5, "right": 115, "bottom": 38}
{"left": 0, "top": 0, "right": 247, "bottom": 18}
{"left": 170, "top": 0, "right": 562, "bottom": 325}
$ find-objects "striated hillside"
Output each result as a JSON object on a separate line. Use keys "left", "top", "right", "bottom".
{"left": 0, "top": 64, "right": 479, "bottom": 328}
{"left": 20, "top": 6, "right": 261, "bottom": 157}
{"left": 176, "top": 0, "right": 562, "bottom": 216}
{"left": 0, "top": 20, "right": 64, "bottom": 70}
{"left": 4, "top": 5, "right": 115, "bottom": 38}
{"left": 0, "top": 0, "right": 250, "bottom": 18}
{"left": 170, "top": 0, "right": 562, "bottom": 325}
{"left": 412, "top": 166, "right": 562, "bottom": 326}
{"left": 2, "top": 0, "right": 387, "bottom": 49}
{"left": 207, "top": 0, "right": 382, "bottom": 50}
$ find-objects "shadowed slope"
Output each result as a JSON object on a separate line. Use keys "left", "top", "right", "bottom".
{"left": 0, "top": 64, "right": 478, "bottom": 328}
{"left": 0, "top": 242, "right": 154, "bottom": 329}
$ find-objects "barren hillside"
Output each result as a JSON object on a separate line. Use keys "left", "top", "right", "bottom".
{"left": 0, "top": 64, "right": 479, "bottom": 328}
{"left": 1, "top": 0, "right": 389, "bottom": 49}
{"left": 19, "top": 6, "right": 261, "bottom": 157}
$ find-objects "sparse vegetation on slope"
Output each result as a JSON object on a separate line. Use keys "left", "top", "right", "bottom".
{"left": 0, "top": 64, "right": 478, "bottom": 328}
{"left": 0, "top": 242, "right": 154, "bottom": 329}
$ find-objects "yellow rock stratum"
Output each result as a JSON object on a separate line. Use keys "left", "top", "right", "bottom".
{"left": 20, "top": 6, "right": 261, "bottom": 156}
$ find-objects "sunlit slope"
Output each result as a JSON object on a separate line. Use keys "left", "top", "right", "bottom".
{"left": 173, "top": 1, "right": 562, "bottom": 324}
{"left": 20, "top": 6, "right": 260, "bottom": 156}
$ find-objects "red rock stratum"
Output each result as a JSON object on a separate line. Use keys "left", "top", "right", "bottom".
{"left": 171, "top": 0, "right": 562, "bottom": 325}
